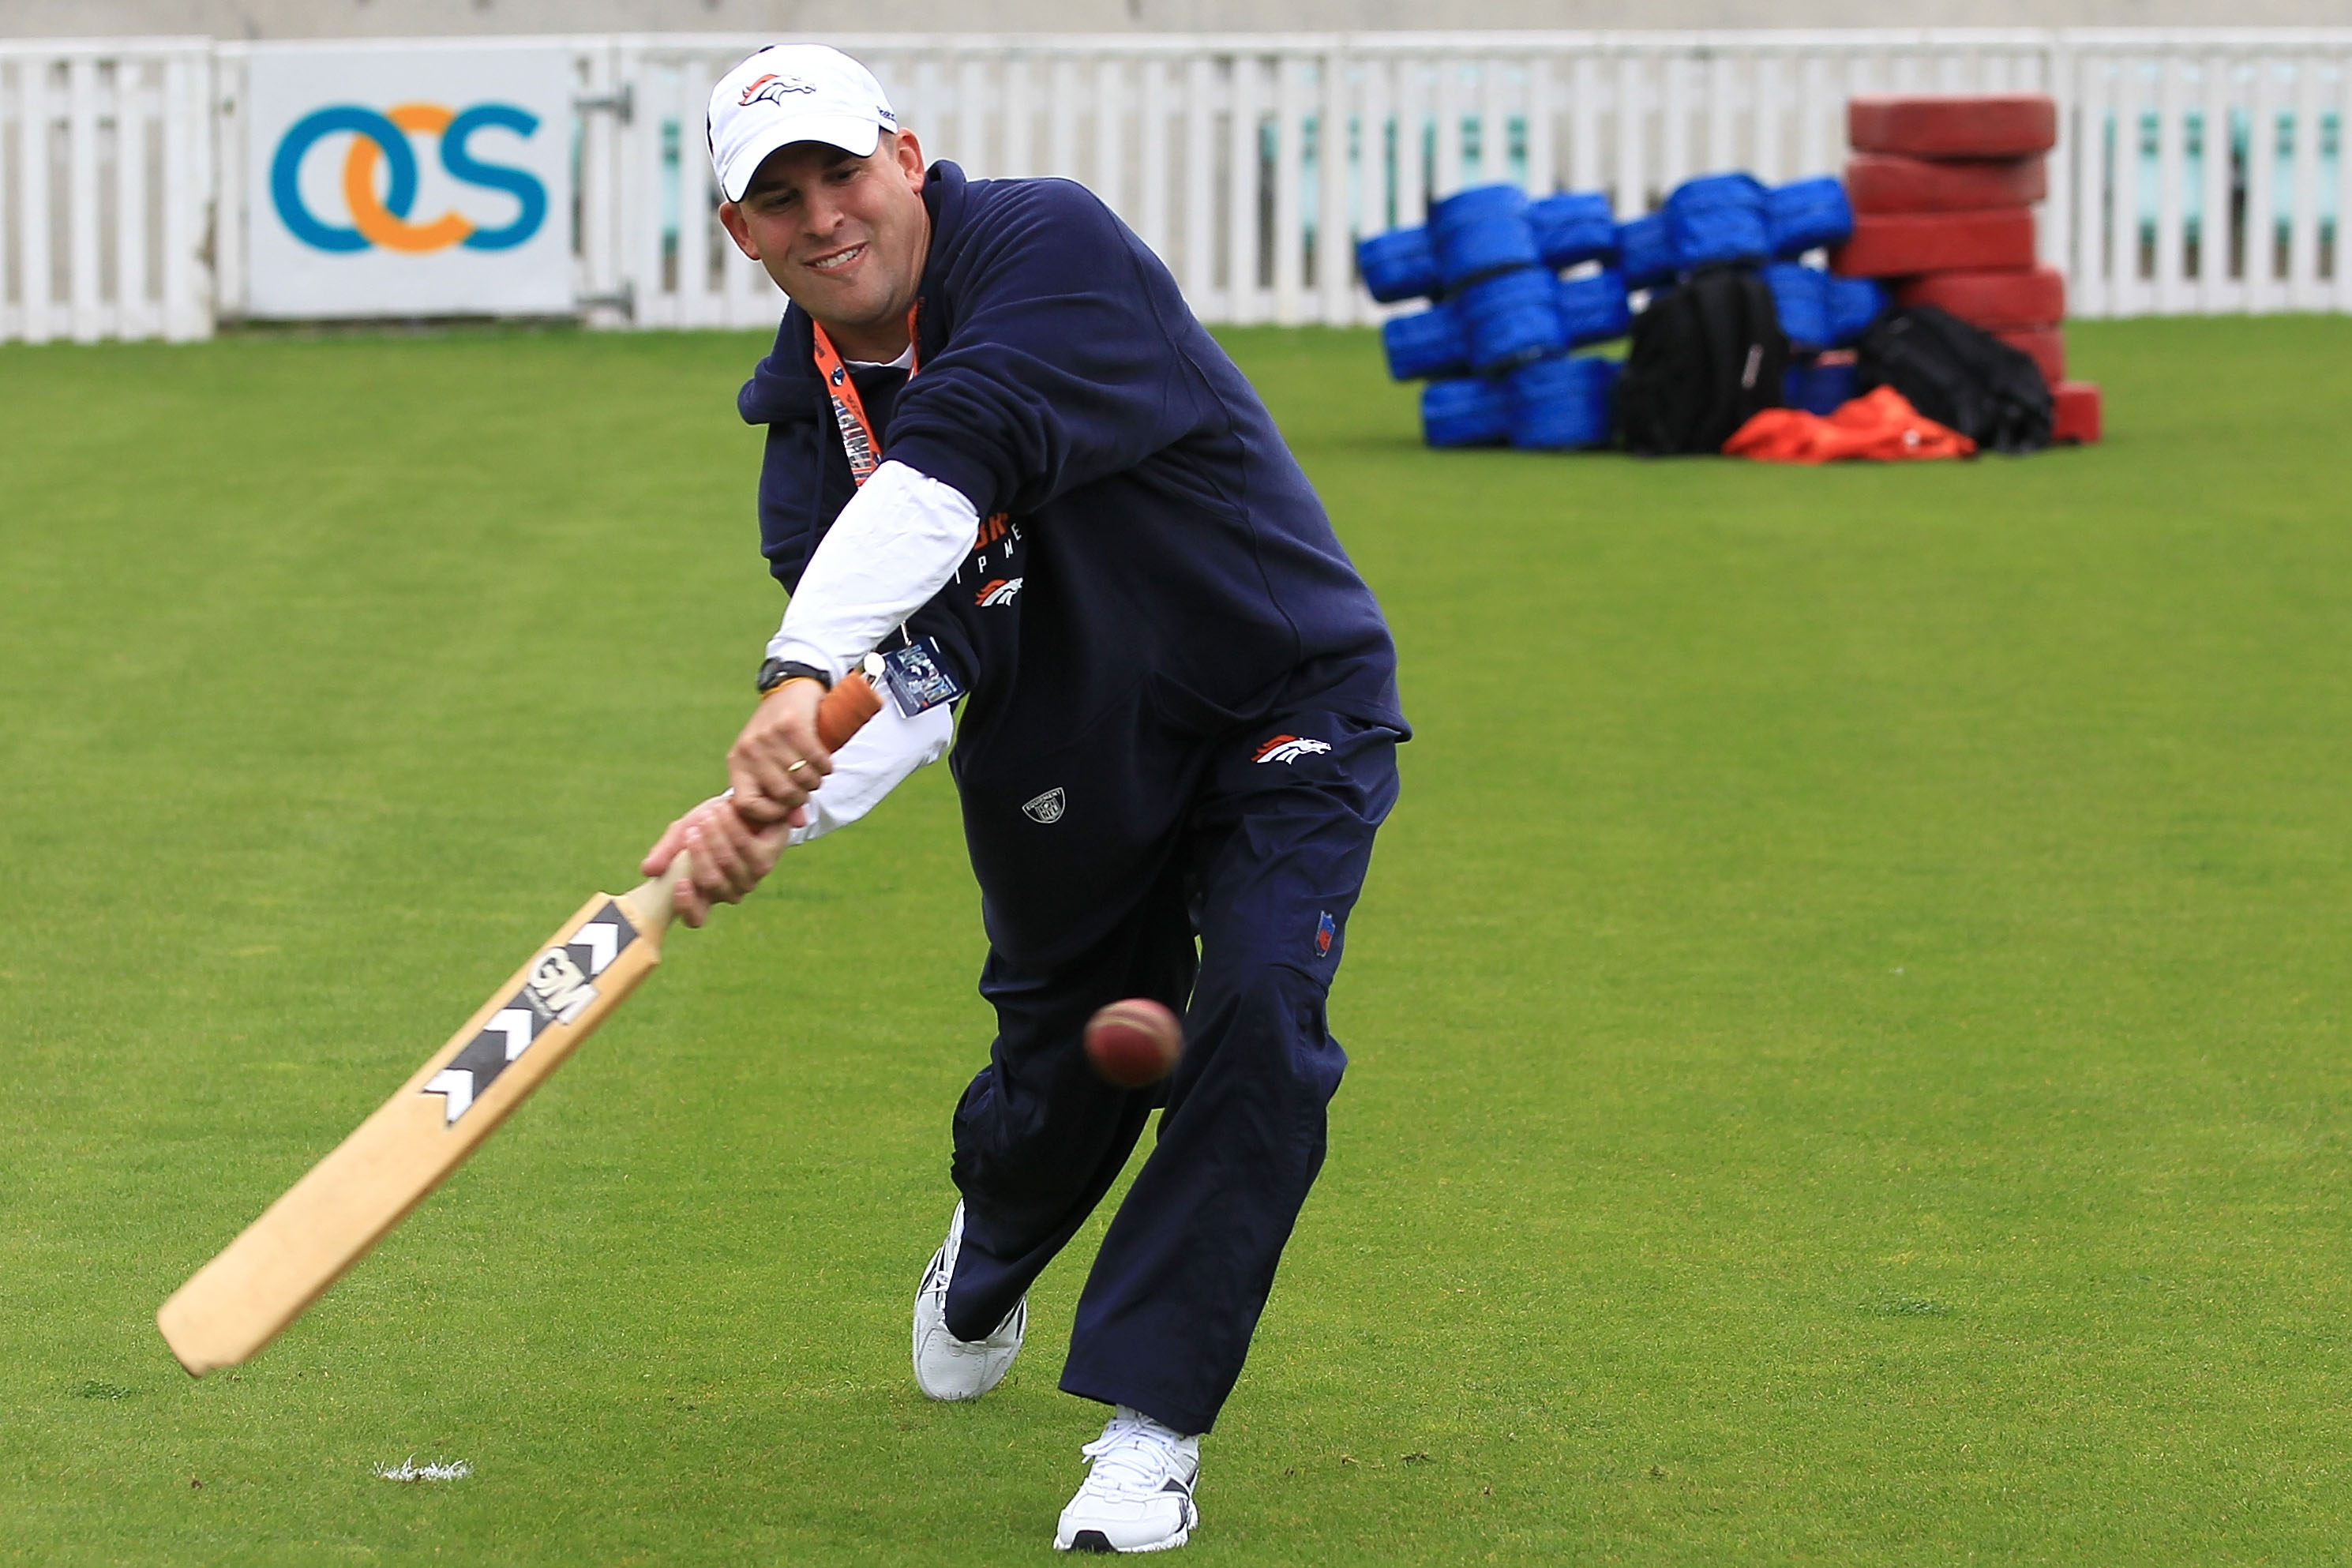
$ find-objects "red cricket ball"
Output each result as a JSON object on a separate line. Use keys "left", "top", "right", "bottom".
{"left": 1083, "top": 998, "right": 1184, "bottom": 1088}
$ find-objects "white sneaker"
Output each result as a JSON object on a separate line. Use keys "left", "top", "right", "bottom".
{"left": 1053, "top": 1405, "right": 1202, "bottom": 1554}
{"left": 911, "top": 1202, "right": 1025, "bottom": 1401}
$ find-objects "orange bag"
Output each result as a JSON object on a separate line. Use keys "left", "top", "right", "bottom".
{"left": 1721, "top": 384, "right": 1977, "bottom": 464}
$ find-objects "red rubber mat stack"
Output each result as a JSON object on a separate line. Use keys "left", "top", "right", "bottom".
{"left": 1832, "top": 95, "right": 2101, "bottom": 445}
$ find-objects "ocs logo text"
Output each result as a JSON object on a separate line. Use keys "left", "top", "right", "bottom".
{"left": 272, "top": 101, "right": 546, "bottom": 254}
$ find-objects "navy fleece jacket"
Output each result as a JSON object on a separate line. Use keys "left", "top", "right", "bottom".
{"left": 739, "top": 159, "right": 1402, "bottom": 736}
{"left": 737, "top": 163, "right": 1404, "bottom": 953}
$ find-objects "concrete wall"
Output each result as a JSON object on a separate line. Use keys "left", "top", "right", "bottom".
{"left": 6, "top": 0, "right": 2346, "bottom": 38}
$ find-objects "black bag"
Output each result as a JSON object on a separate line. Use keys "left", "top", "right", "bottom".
{"left": 1617, "top": 266, "right": 1790, "bottom": 456}
{"left": 1855, "top": 304, "right": 2051, "bottom": 454}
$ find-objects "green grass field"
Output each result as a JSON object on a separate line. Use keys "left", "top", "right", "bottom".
{"left": 6, "top": 315, "right": 2351, "bottom": 1564}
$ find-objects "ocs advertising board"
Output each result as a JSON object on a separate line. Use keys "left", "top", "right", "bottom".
{"left": 246, "top": 45, "right": 576, "bottom": 319}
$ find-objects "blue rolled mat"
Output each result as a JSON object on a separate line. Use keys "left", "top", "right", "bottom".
{"left": 1782, "top": 357, "right": 1858, "bottom": 416}
{"left": 1762, "top": 263, "right": 1831, "bottom": 350}
{"left": 1528, "top": 191, "right": 1618, "bottom": 269}
{"left": 1767, "top": 176, "right": 1854, "bottom": 257}
{"left": 1825, "top": 275, "right": 1889, "bottom": 346}
{"left": 1617, "top": 212, "right": 1675, "bottom": 287}
{"left": 1381, "top": 302, "right": 1469, "bottom": 381}
{"left": 1422, "top": 377, "right": 1513, "bottom": 448}
{"left": 1674, "top": 171, "right": 1769, "bottom": 202}
{"left": 1356, "top": 227, "right": 1440, "bottom": 304}
{"left": 1429, "top": 184, "right": 1539, "bottom": 288}
{"left": 1506, "top": 354, "right": 1619, "bottom": 451}
{"left": 1457, "top": 266, "right": 1567, "bottom": 373}
{"left": 1555, "top": 268, "right": 1633, "bottom": 347}
{"left": 1665, "top": 171, "right": 1769, "bottom": 269}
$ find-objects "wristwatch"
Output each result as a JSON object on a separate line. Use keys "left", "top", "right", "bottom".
{"left": 756, "top": 656, "right": 831, "bottom": 694}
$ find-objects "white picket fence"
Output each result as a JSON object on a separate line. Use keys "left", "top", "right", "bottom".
{"left": 0, "top": 39, "right": 215, "bottom": 341}
{"left": 5, "top": 28, "right": 2350, "bottom": 342}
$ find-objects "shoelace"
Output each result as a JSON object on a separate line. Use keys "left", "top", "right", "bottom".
{"left": 1079, "top": 1413, "right": 1185, "bottom": 1494}
{"left": 921, "top": 1247, "right": 951, "bottom": 1308}
{"left": 923, "top": 1213, "right": 961, "bottom": 1311}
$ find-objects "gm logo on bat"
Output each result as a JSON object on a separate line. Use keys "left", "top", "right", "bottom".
{"left": 271, "top": 100, "right": 546, "bottom": 253}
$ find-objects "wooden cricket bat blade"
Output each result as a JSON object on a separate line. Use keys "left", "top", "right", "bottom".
{"left": 156, "top": 673, "right": 882, "bottom": 1376}
{"left": 155, "top": 861, "right": 687, "bottom": 1375}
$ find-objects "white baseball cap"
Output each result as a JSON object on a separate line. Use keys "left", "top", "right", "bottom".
{"left": 707, "top": 44, "right": 901, "bottom": 203}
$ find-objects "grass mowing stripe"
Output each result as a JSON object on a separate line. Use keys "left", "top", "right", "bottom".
{"left": 2, "top": 317, "right": 2348, "bottom": 1562}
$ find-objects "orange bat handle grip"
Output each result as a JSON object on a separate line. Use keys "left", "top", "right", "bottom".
{"left": 816, "top": 670, "right": 885, "bottom": 751}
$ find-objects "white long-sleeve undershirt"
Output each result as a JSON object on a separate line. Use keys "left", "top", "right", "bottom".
{"left": 759, "top": 404, "right": 974, "bottom": 841}
{"left": 764, "top": 458, "right": 978, "bottom": 686}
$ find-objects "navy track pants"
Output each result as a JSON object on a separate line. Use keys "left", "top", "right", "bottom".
{"left": 940, "top": 711, "right": 1400, "bottom": 1436}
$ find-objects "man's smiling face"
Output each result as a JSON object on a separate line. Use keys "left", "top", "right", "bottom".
{"left": 720, "top": 130, "right": 931, "bottom": 359}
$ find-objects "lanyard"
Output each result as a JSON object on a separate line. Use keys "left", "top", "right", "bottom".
{"left": 809, "top": 306, "right": 920, "bottom": 489}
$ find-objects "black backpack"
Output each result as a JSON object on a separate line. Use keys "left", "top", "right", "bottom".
{"left": 1618, "top": 266, "right": 1789, "bottom": 456}
{"left": 1856, "top": 305, "right": 2051, "bottom": 454}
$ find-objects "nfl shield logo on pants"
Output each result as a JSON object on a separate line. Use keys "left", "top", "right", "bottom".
{"left": 1022, "top": 787, "right": 1067, "bottom": 824}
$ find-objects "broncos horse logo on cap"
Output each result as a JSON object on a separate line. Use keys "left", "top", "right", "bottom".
{"left": 739, "top": 73, "right": 818, "bottom": 107}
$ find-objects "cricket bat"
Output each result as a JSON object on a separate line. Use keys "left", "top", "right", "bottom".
{"left": 156, "top": 674, "right": 883, "bottom": 1377}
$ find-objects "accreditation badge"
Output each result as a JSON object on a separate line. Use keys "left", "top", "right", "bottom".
{"left": 876, "top": 637, "right": 965, "bottom": 717}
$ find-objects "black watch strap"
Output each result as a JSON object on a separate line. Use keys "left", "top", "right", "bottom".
{"left": 756, "top": 656, "right": 831, "bottom": 693}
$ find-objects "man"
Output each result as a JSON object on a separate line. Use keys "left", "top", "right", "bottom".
{"left": 641, "top": 43, "right": 1406, "bottom": 1554}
